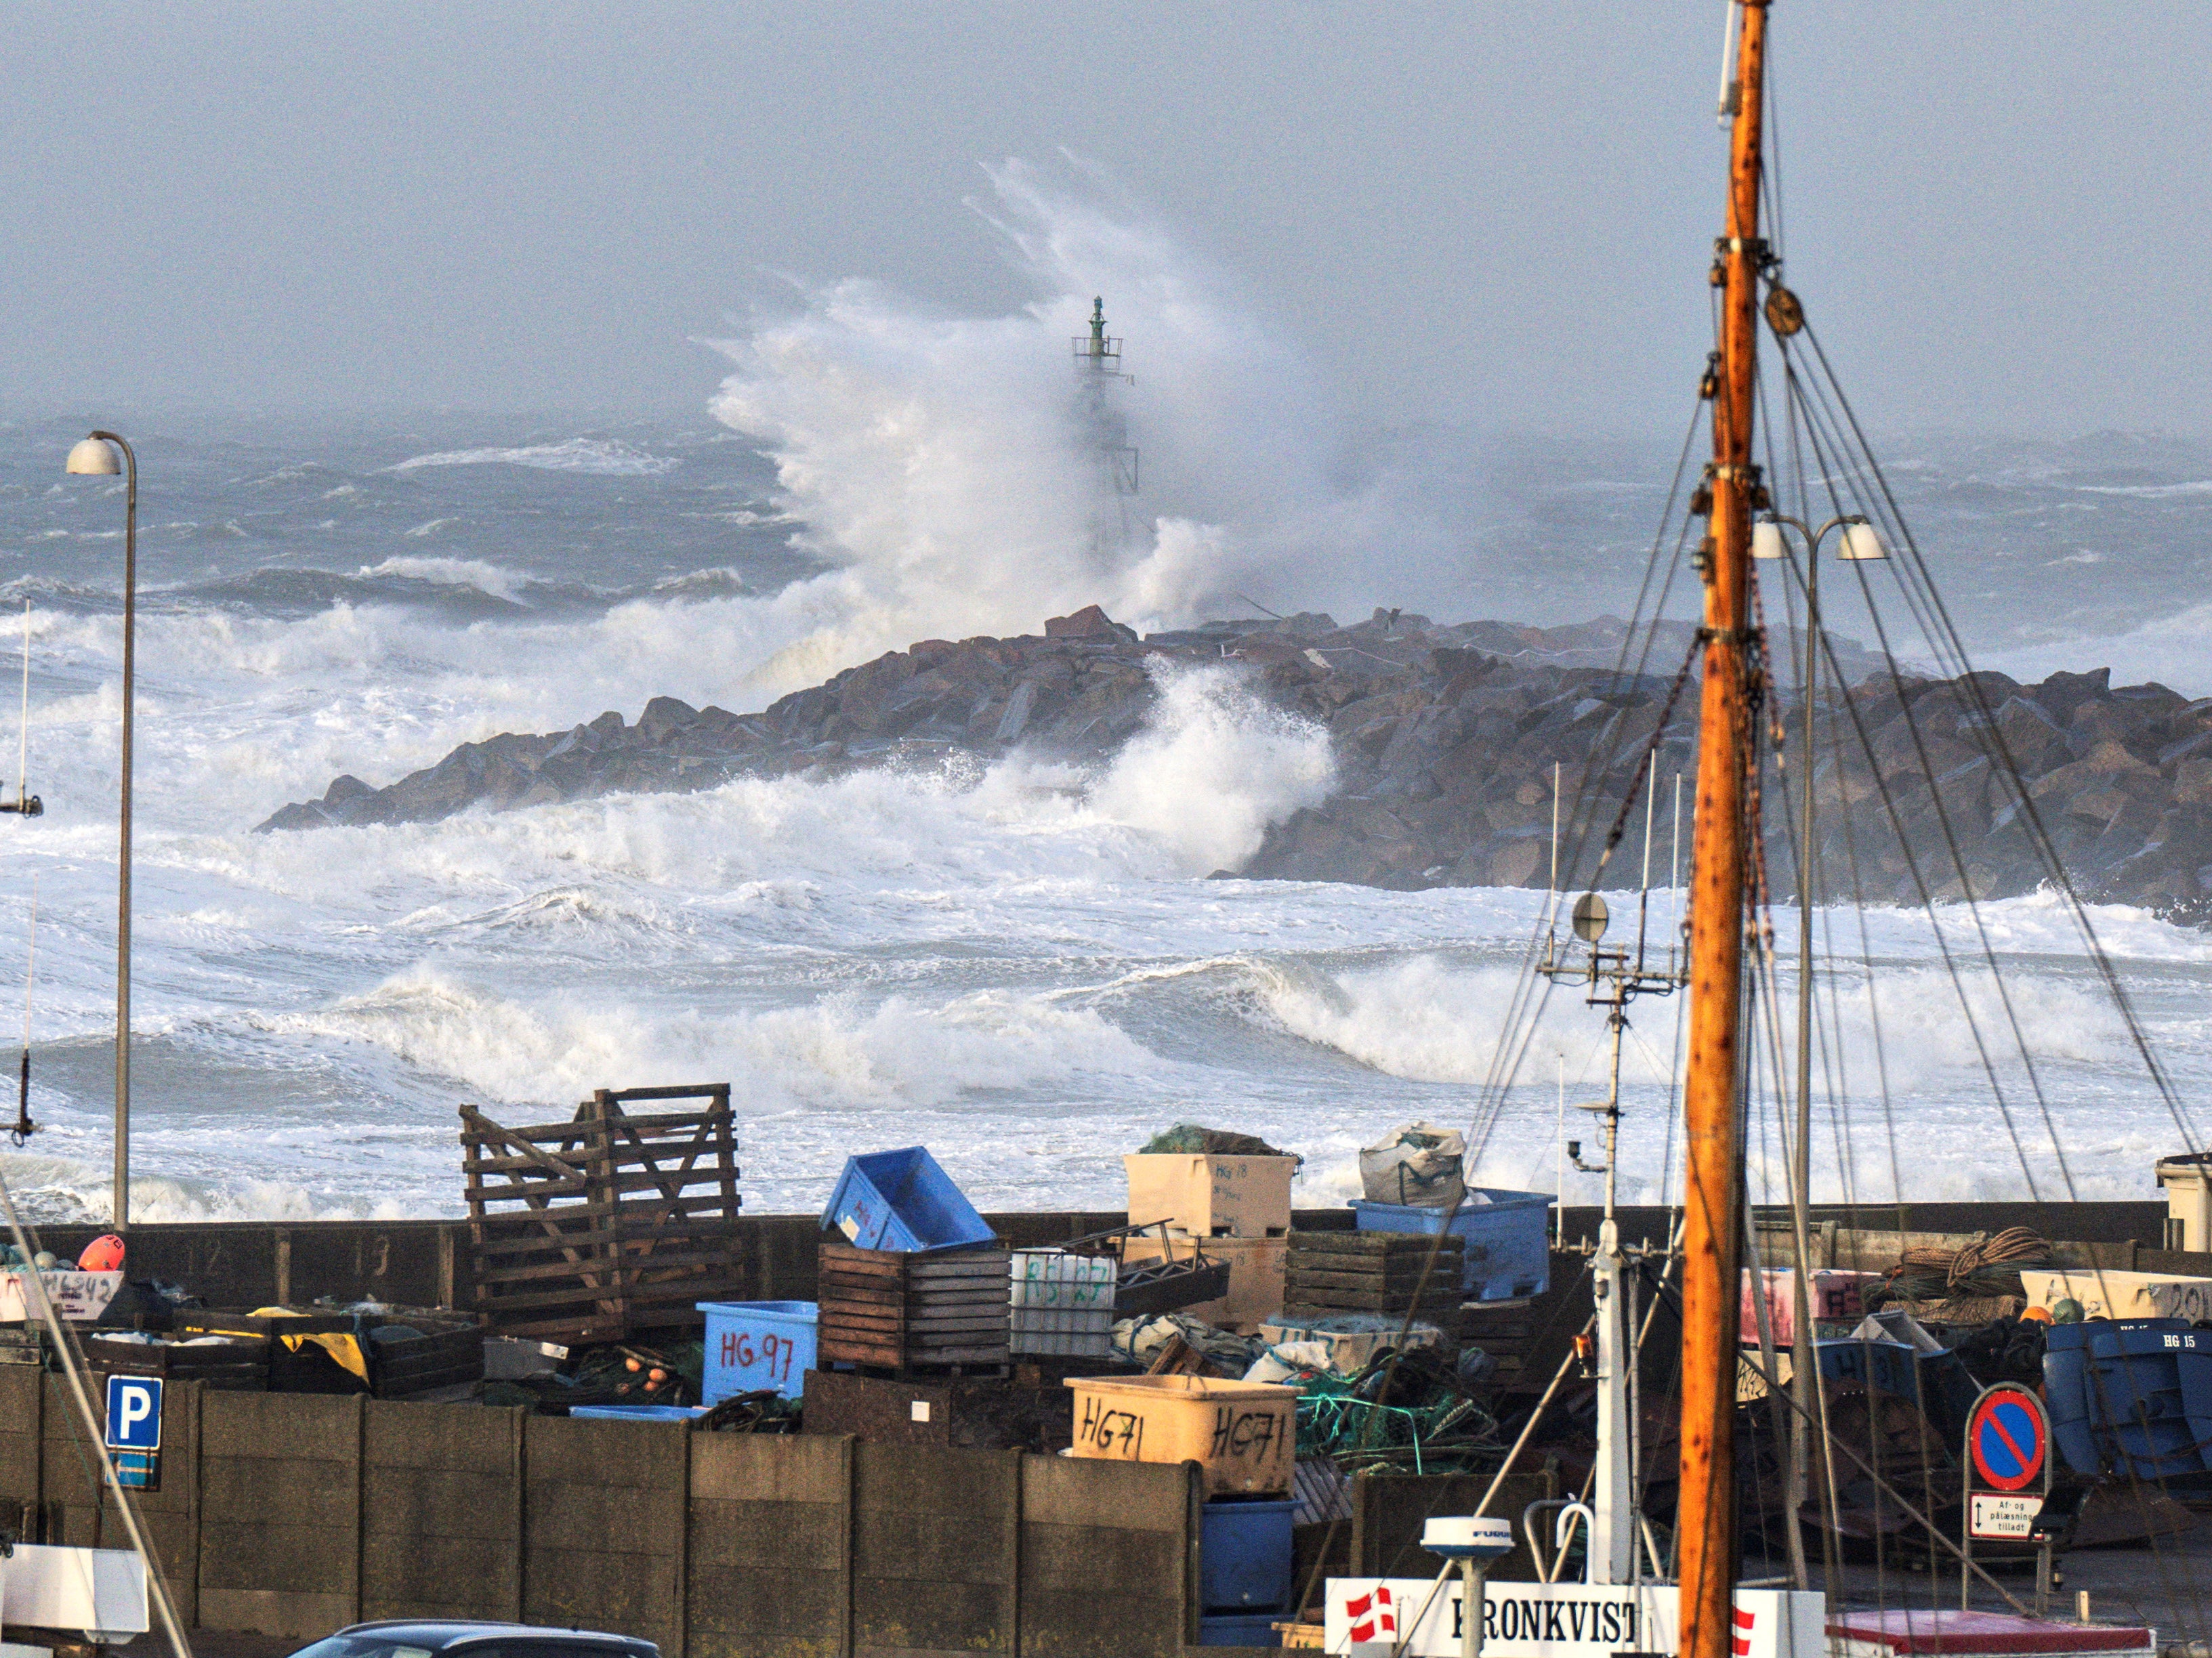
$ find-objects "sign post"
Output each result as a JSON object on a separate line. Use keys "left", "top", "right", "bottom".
{"left": 104, "top": 1373, "right": 163, "bottom": 1491}
{"left": 1961, "top": 1383, "right": 2050, "bottom": 1613}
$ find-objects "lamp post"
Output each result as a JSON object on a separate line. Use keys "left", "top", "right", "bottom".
{"left": 1751, "top": 508, "right": 1884, "bottom": 1579}
{"left": 64, "top": 431, "right": 136, "bottom": 1231}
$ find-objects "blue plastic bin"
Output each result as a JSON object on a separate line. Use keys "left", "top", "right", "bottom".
{"left": 2045, "top": 1320, "right": 2212, "bottom": 1481}
{"left": 570, "top": 1404, "right": 709, "bottom": 1422}
{"left": 1352, "top": 1189, "right": 1552, "bottom": 1301}
{"left": 823, "top": 1146, "right": 997, "bottom": 1254}
{"left": 699, "top": 1300, "right": 818, "bottom": 1402}
{"left": 1198, "top": 1613, "right": 1282, "bottom": 1647}
{"left": 1201, "top": 1497, "right": 1295, "bottom": 1612}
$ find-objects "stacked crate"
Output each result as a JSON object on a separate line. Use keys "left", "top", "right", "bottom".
{"left": 816, "top": 1239, "right": 1011, "bottom": 1374}
{"left": 1120, "top": 1153, "right": 1296, "bottom": 1334}
{"left": 1282, "top": 1231, "right": 1465, "bottom": 1325}
{"left": 1008, "top": 1249, "right": 1117, "bottom": 1358}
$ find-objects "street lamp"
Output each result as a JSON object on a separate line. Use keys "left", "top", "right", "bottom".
{"left": 1751, "top": 506, "right": 1884, "bottom": 1583}
{"left": 64, "top": 431, "right": 137, "bottom": 1231}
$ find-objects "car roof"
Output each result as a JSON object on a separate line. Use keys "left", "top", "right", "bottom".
{"left": 335, "top": 1623, "right": 655, "bottom": 1653}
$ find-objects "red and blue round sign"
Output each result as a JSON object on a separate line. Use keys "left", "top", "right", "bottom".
{"left": 1967, "top": 1386, "right": 2046, "bottom": 1492}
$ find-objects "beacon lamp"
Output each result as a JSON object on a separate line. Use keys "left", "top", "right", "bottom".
{"left": 1422, "top": 1516, "right": 1516, "bottom": 1658}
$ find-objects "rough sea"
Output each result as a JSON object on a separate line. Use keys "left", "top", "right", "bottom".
{"left": 3, "top": 184, "right": 2210, "bottom": 1225}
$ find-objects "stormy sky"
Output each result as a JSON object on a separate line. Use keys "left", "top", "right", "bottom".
{"left": 5, "top": 2, "right": 2206, "bottom": 436}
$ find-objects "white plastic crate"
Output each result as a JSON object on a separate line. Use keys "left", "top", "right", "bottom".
{"left": 1009, "top": 1303, "right": 1114, "bottom": 1357}
{"left": 1009, "top": 1249, "right": 1117, "bottom": 1311}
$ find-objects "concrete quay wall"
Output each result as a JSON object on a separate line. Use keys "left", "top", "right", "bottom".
{"left": 0, "top": 1371, "right": 1207, "bottom": 1657}
{"left": 26, "top": 1200, "right": 2171, "bottom": 1313}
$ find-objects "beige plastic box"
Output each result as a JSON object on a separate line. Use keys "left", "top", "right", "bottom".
{"left": 2021, "top": 1267, "right": 2212, "bottom": 1323}
{"left": 1065, "top": 1372, "right": 1296, "bottom": 1494}
{"left": 1125, "top": 1153, "right": 1295, "bottom": 1238}
{"left": 1257, "top": 1317, "right": 1443, "bottom": 1375}
{"left": 1121, "top": 1232, "right": 1287, "bottom": 1334}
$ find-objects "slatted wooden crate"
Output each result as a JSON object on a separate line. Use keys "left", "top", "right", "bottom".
{"left": 1284, "top": 1231, "right": 1465, "bottom": 1316}
{"left": 461, "top": 1084, "right": 744, "bottom": 1346}
{"left": 180, "top": 1306, "right": 488, "bottom": 1397}
{"left": 86, "top": 1331, "right": 268, "bottom": 1390}
{"left": 816, "top": 1239, "right": 1010, "bottom": 1374}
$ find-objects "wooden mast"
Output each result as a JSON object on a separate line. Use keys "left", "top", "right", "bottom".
{"left": 1677, "top": 5, "right": 1768, "bottom": 1658}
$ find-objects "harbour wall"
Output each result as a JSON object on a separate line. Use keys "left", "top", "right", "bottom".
{"left": 28, "top": 1200, "right": 2174, "bottom": 1312}
{"left": 0, "top": 1367, "right": 1562, "bottom": 1657}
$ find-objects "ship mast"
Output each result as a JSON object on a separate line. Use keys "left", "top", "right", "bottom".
{"left": 1677, "top": 4, "right": 1768, "bottom": 1657}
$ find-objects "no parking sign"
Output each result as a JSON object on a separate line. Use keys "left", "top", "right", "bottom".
{"left": 1967, "top": 1386, "right": 2045, "bottom": 1493}
{"left": 1961, "top": 1382, "right": 2049, "bottom": 1570}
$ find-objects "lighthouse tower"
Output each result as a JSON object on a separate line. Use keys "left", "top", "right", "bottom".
{"left": 1070, "top": 297, "right": 1140, "bottom": 558}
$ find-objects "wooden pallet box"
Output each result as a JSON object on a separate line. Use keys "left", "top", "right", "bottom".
{"left": 1283, "top": 1231, "right": 1465, "bottom": 1317}
{"left": 816, "top": 1239, "right": 1010, "bottom": 1372}
{"left": 461, "top": 1084, "right": 745, "bottom": 1346}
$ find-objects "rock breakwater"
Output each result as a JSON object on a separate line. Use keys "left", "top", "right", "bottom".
{"left": 259, "top": 605, "right": 2212, "bottom": 919}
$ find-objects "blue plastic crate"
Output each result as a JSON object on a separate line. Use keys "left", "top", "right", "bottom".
{"left": 1351, "top": 1188, "right": 1552, "bottom": 1301}
{"left": 2045, "top": 1320, "right": 2212, "bottom": 1481}
{"left": 570, "top": 1404, "right": 708, "bottom": 1422}
{"left": 822, "top": 1146, "right": 997, "bottom": 1254}
{"left": 699, "top": 1300, "right": 818, "bottom": 1402}
{"left": 1198, "top": 1612, "right": 1281, "bottom": 1647}
{"left": 1201, "top": 1497, "right": 1295, "bottom": 1612}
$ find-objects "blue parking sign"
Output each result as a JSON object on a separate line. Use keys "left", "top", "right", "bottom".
{"left": 105, "top": 1375, "right": 162, "bottom": 1452}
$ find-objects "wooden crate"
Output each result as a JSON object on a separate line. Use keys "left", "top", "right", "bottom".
{"left": 816, "top": 1240, "right": 1010, "bottom": 1372}
{"left": 367, "top": 1311, "right": 485, "bottom": 1398}
{"left": 178, "top": 1305, "right": 484, "bottom": 1397}
{"left": 462, "top": 1084, "right": 745, "bottom": 1346}
{"left": 1285, "top": 1231, "right": 1464, "bottom": 1316}
{"left": 86, "top": 1331, "right": 268, "bottom": 1390}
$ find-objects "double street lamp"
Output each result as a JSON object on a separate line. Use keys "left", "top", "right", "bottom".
{"left": 64, "top": 431, "right": 138, "bottom": 1230}
{"left": 1751, "top": 506, "right": 1884, "bottom": 1586}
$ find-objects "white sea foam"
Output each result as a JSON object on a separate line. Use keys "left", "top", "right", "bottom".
{"left": 706, "top": 159, "right": 1467, "bottom": 679}
{"left": 355, "top": 555, "right": 539, "bottom": 603}
{"left": 1988, "top": 600, "right": 2212, "bottom": 698}
{"left": 388, "top": 437, "right": 681, "bottom": 476}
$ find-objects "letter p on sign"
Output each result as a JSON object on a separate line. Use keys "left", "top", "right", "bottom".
{"left": 105, "top": 1375, "right": 162, "bottom": 1451}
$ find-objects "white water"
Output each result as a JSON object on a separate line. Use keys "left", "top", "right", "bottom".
{"left": 0, "top": 173, "right": 2209, "bottom": 1226}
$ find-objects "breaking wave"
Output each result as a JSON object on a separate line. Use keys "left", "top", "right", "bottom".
{"left": 387, "top": 437, "right": 682, "bottom": 475}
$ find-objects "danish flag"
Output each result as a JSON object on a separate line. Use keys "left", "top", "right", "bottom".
{"left": 1733, "top": 1606, "right": 1757, "bottom": 1657}
{"left": 1347, "top": 1586, "right": 1398, "bottom": 1643}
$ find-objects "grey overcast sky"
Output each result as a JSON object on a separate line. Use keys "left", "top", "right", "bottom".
{"left": 6, "top": 2, "right": 2209, "bottom": 437}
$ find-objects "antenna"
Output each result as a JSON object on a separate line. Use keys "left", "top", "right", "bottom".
{"left": 1635, "top": 751, "right": 1656, "bottom": 965}
{"left": 10, "top": 874, "right": 34, "bottom": 1145}
{"left": 1, "top": 603, "right": 38, "bottom": 819}
{"left": 1547, "top": 761, "right": 1562, "bottom": 928}
{"left": 1671, "top": 771, "right": 1684, "bottom": 975}
{"left": 1555, "top": 1055, "right": 1566, "bottom": 1247}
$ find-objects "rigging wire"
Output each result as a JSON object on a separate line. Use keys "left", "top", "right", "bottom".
{"left": 1797, "top": 319, "right": 2203, "bottom": 1158}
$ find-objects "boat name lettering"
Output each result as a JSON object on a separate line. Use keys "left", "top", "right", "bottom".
{"left": 1467, "top": 1593, "right": 1640, "bottom": 1646}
